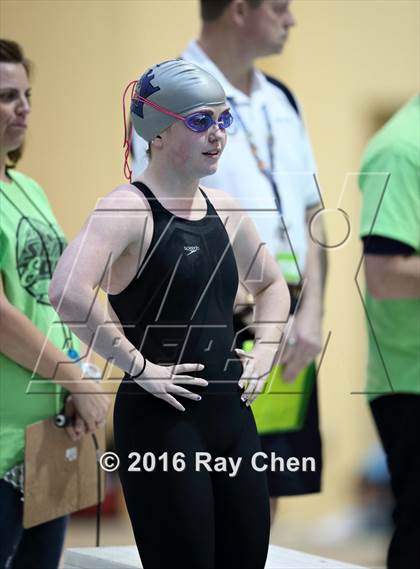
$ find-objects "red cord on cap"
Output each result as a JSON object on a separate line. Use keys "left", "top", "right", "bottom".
{"left": 122, "top": 81, "right": 187, "bottom": 181}
{"left": 122, "top": 80, "right": 137, "bottom": 182}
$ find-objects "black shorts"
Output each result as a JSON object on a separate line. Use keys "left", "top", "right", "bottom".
{"left": 259, "top": 370, "right": 322, "bottom": 497}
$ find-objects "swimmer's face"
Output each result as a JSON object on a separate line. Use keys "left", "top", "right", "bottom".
{"left": 0, "top": 63, "right": 31, "bottom": 154}
{"left": 159, "top": 103, "right": 230, "bottom": 179}
{"left": 243, "top": 0, "right": 296, "bottom": 57}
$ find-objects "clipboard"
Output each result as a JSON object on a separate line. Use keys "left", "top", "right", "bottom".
{"left": 23, "top": 417, "right": 106, "bottom": 529}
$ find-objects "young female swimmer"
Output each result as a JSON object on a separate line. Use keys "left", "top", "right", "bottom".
{"left": 50, "top": 59, "right": 290, "bottom": 569}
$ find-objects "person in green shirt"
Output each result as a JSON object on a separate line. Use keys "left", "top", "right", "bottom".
{"left": 0, "top": 39, "right": 110, "bottom": 568}
{"left": 359, "top": 95, "right": 420, "bottom": 569}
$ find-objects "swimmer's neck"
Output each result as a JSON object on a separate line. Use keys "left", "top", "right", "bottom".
{"left": 197, "top": 33, "right": 254, "bottom": 96}
{"left": 137, "top": 162, "right": 200, "bottom": 202}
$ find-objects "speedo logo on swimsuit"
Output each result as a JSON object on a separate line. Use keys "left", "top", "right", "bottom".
{"left": 184, "top": 246, "right": 200, "bottom": 256}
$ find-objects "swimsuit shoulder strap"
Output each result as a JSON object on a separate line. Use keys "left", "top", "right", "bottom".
{"left": 131, "top": 181, "right": 169, "bottom": 216}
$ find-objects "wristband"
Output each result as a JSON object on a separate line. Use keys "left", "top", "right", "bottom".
{"left": 131, "top": 357, "right": 147, "bottom": 379}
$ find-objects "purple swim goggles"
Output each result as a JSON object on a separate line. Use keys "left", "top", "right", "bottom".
{"left": 132, "top": 91, "right": 233, "bottom": 133}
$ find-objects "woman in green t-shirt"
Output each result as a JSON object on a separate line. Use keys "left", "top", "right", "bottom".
{"left": 0, "top": 39, "right": 110, "bottom": 568}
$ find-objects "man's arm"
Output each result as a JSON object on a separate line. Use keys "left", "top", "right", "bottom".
{"left": 300, "top": 204, "right": 327, "bottom": 314}
{"left": 49, "top": 187, "right": 152, "bottom": 379}
{"left": 281, "top": 204, "right": 326, "bottom": 381}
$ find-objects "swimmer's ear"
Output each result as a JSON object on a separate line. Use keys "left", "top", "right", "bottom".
{"left": 152, "top": 135, "right": 163, "bottom": 150}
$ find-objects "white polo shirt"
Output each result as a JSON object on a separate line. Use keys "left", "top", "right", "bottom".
{"left": 132, "top": 41, "right": 320, "bottom": 279}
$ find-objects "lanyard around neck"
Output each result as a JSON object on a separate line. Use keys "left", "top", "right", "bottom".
{"left": 228, "top": 97, "right": 284, "bottom": 219}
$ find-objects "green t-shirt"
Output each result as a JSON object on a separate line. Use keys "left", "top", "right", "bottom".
{"left": 0, "top": 170, "right": 79, "bottom": 477}
{"left": 359, "top": 95, "right": 420, "bottom": 401}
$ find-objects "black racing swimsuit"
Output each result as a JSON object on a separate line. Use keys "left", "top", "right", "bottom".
{"left": 111, "top": 182, "right": 269, "bottom": 569}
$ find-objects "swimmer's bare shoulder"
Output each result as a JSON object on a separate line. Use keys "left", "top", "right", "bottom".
{"left": 87, "top": 183, "right": 154, "bottom": 253}
{"left": 52, "top": 183, "right": 154, "bottom": 295}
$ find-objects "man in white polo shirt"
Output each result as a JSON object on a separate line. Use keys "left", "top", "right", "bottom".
{"left": 132, "top": 0, "right": 326, "bottom": 524}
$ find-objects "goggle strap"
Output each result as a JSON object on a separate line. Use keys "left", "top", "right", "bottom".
{"left": 131, "top": 93, "right": 185, "bottom": 121}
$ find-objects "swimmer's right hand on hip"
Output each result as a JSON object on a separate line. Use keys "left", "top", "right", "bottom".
{"left": 133, "top": 361, "right": 208, "bottom": 412}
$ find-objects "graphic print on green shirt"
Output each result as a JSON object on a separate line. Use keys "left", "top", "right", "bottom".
{"left": 17, "top": 216, "right": 66, "bottom": 304}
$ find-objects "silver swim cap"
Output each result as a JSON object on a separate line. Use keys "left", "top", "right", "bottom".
{"left": 131, "top": 59, "right": 226, "bottom": 142}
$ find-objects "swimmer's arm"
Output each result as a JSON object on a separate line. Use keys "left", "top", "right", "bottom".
{"left": 106, "top": 299, "right": 123, "bottom": 330}
{"left": 49, "top": 188, "right": 150, "bottom": 377}
{"left": 226, "top": 195, "right": 290, "bottom": 362}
